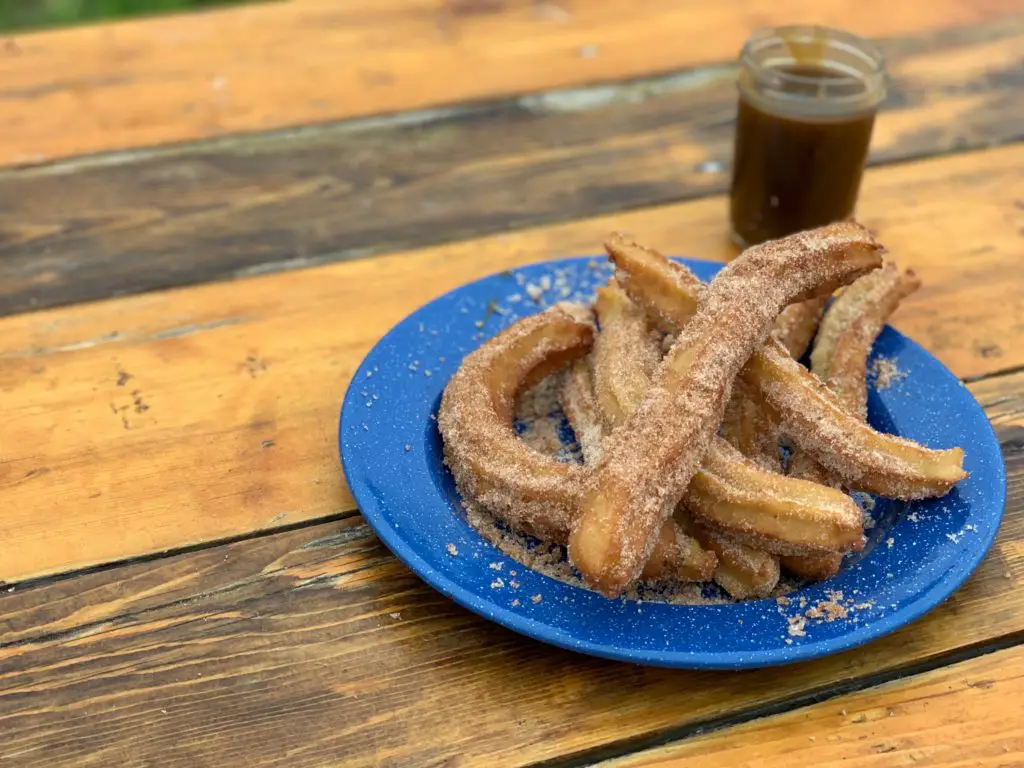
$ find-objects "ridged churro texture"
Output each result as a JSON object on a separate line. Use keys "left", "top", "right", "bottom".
{"left": 782, "top": 264, "right": 924, "bottom": 581}
{"left": 439, "top": 302, "right": 716, "bottom": 583}
{"left": 570, "top": 223, "right": 884, "bottom": 596}
{"left": 609, "top": 234, "right": 967, "bottom": 502}
{"left": 439, "top": 303, "right": 595, "bottom": 541}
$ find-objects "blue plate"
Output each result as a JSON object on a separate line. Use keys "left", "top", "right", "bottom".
{"left": 339, "top": 257, "right": 1005, "bottom": 669}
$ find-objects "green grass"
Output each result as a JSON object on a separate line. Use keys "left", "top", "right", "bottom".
{"left": 0, "top": 0, "right": 256, "bottom": 32}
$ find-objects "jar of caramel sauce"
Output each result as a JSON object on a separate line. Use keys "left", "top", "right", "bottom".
{"left": 729, "top": 26, "right": 886, "bottom": 247}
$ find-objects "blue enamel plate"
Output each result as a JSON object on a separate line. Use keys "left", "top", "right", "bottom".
{"left": 339, "top": 257, "right": 1005, "bottom": 669}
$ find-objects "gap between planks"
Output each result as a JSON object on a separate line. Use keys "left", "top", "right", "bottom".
{"left": 530, "top": 636, "right": 1024, "bottom": 768}
{"left": 1, "top": 143, "right": 1022, "bottom": 585}
{"left": 0, "top": 362, "right": 1019, "bottom": 596}
{"left": 2, "top": 15, "right": 1023, "bottom": 317}
{"left": 0, "top": 0, "right": 1018, "bottom": 165}
{"left": 584, "top": 643, "right": 1024, "bottom": 768}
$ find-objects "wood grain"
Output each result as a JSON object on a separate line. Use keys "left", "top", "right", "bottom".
{"left": 601, "top": 645, "right": 1024, "bottom": 768}
{"left": 0, "top": 374, "right": 1019, "bottom": 767}
{"left": 2, "top": 145, "right": 1023, "bottom": 583}
{"left": 0, "top": 0, "right": 1018, "bottom": 167}
{"left": 2, "top": 16, "right": 1022, "bottom": 316}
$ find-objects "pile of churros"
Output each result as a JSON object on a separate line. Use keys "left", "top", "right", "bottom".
{"left": 438, "top": 222, "right": 967, "bottom": 600}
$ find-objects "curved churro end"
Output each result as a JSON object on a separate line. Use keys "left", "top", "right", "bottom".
{"left": 720, "top": 221, "right": 883, "bottom": 309}
{"left": 438, "top": 305, "right": 595, "bottom": 541}
{"left": 811, "top": 262, "right": 922, "bottom": 382}
{"left": 574, "top": 224, "right": 882, "bottom": 594}
{"left": 745, "top": 340, "right": 967, "bottom": 500}
{"left": 686, "top": 442, "right": 866, "bottom": 556}
{"left": 605, "top": 233, "right": 703, "bottom": 327}
{"left": 568, "top": 486, "right": 624, "bottom": 595}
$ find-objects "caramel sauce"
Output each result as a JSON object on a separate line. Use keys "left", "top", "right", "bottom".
{"left": 729, "top": 56, "right": 878, "bottom": 246}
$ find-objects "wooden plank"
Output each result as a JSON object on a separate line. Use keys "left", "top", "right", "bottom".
{"left": 1, "top": 145, "right": 1023, "bottom": 583}
{"left": 0, "top": 376, "right": 1019, "bottom": 767}
{"left": 2, "top": 16, "right": 1023, "bottom": 316}
{"left": 600, "top": 645, "right": 1024, "bottom": 767}
{"left": 0, "top": 0, "right": 1017, "bottom": 167}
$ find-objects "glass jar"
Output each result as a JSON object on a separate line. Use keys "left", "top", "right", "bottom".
{"left": 729, "top": 25, "right": 886, "bottom": 247}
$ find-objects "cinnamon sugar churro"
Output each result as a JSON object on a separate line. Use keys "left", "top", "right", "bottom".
{"left": 772, "top": 296, "right": 829, "bottom": 360}
{"left": 439, "top": 303, "right": 594, "bottom": 541}
{"left": 609, "top": 235, "right": 966, "bottom": 501}
{"left": 782, "top": 264, "right": 922, "bottom": 580}
{"left": 561, "top": 359, "right": 604, "bottom": 465}
{"left": 439, "top": 225, "right": 968, "bottom": 602}
{"left": 588, "top": 282, "right": 787, "bottom": 597}
{"left": 561, "top": 351, "right": 717, "bottom": 581}
{"left": 439, "top": 304, "right": 715, "bottom": 582}
{"left": 591, "top": 284, "right": 660, "bottom": 432}
{"left": 570, "top": 223, "right": 882, "bottom": 595}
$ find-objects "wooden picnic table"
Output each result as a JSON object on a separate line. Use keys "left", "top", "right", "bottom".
{"left": 1, "top": 1, "right": 1022, "bottom": 765}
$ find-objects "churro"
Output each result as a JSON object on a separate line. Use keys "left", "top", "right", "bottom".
{"left": 812, "top": 263, "right": 922, "bottom": 420}
{"left": 772, "top": 297, "right": 829, "bottom": 359}
{"left": 745, "top": 343, "right": 964, "bottom": 499}
{"left": 683, "top": 516, "right": 781, "bottom": 600}
{"left": 439, "top": 303, "right": 594, "bottom": 541}
{"left": 782, "top": 263, "right": 922, "bottom": 580}
{"left": 561, "top": 351, "right": 717, "bottom": 581}
{"left": 439, "top": 304, "right": 716, "bottom": 582}
{"left": 561, "top": 359, "right": 604, "bottom": 465}
{"left": 570, "top": 223, "right": 882, "bottom": 595}
{"left": 591, "top": 284, "right": 660, "bottom": 433}
{"left": 590, "top": 282, "right": 785, "bottom": 597}
{"left": 609, "top": 235, "right": 966, "bottom": 501}
{"left": 721, "top": 381, "right": 781, "bottom": 472}
{"left": 685, "top": 441, "right": 863, "bottom": 556}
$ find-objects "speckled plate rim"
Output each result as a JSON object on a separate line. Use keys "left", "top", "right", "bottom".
{"left": 339, "top": 256, "right": 1006, "bottom": 669}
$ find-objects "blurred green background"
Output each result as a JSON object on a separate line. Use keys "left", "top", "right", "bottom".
{"left": 0, "top": 0, "right": 253, "bottom": 31}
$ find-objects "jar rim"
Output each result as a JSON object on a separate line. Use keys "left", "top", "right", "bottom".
{"left": 739, "top": 25, "right": 886, "bottom": 114}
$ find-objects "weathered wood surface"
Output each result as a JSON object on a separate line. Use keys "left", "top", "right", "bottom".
{"left": 2, "top": 145, "right": 1022, "bottom": 584}
{"left": 0, "top": 369, "right": 1019, "bottom": 766}
{"left": 0, "top": 0, "right": 1017, "bottom": 167}
{"left": 1, "top": 16, "right": 1022, "bottom": 316}
{"left": 601, "top": 645, "right": 1024, "bottom": 768}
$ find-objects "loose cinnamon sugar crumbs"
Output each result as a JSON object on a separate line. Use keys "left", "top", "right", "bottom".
{"left": 446, "top": 543, "right": 459, "bottom": 557}
{"left": 531, "top": 594, "right": 543, "bottom": 604}
{"left": 869, "top": 356, "right": 906, "bottom": 390}
{"left": 805, "top": 590, "right": 848, "bottom": 622}
{"left": 787, "top": 615, "right": 807, "bottom": 637}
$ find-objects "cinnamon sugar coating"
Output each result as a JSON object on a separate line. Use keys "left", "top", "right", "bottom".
{"left": 571, "top": 223, "right": 883, "bottom": 595}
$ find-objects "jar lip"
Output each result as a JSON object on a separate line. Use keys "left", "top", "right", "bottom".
{"left": 741, "top": 24, "right": 886, "bottom": 88}
{"left": 739, "top": 25, "right": 886, "bottom": 114}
